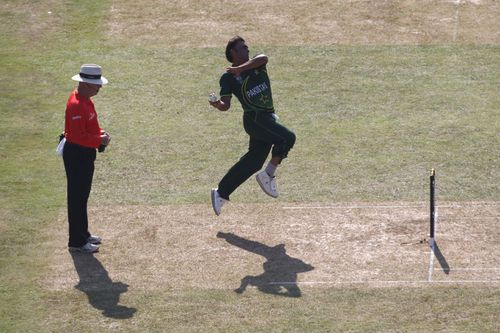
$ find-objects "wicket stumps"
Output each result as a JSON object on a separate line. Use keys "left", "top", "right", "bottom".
{"left": 429, "top": 169, "right": 436, "bottom": 247}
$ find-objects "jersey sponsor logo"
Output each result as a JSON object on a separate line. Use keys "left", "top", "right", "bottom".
{"left": 246, "top": 82, "right": 269, "bottom": 98}
{"left": 241, "top": 76, "right": 274, "bottom": 112}
{"left": 72, "top": 115, "right": 82, "bottom": 120}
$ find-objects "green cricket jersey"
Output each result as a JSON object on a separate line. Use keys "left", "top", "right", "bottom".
{"left": 219, "top": 63, "right": 274, "bottom": 113}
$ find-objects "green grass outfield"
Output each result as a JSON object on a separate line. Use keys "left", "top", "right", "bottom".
{"left": 1, "top": 0, "right": 499, "bottom": 332}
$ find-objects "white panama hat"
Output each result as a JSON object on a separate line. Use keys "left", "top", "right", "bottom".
{"left": 72, "top": 64, "right": 108, "bottom": 85}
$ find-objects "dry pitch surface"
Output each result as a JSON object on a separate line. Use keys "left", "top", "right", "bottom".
{"left": 46, "top": 202, "right": 499, "bottom": 296}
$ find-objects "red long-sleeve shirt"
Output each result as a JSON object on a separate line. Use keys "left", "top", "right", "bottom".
{"left": 64, "top": 90, "right": 103, "bottom": 148}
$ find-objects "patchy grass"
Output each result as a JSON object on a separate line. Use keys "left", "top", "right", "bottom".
{"left": 87, "top": 44, "right": 500, "bottom": 204}
{"left": 1, "top": 0, "right": 499, "bottom": 331}
{"left": 107, "top": 0, "right": 500, "bottom": 47}
{"left": 34, "top": 286, "right": 500, "bottom": 332}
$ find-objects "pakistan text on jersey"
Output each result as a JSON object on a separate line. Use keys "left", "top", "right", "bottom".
{"left": 246, "top": 82, "right": 269, "bottom": 98}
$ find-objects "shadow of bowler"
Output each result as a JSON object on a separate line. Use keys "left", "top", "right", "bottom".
{"left": 217, "top": 232, "right": 314, "bottom": 297}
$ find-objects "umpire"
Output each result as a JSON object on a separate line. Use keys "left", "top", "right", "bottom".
{"left": 62, "top": 64, "right": 111, "bottom": 253}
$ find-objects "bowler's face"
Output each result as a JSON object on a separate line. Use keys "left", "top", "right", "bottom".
{"left": 232, "top": 41, "right": 250, "bottom": 62}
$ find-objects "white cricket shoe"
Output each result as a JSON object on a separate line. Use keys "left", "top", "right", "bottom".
{"left": 69, "top": 242, "right": 100, "bottom": 253}
{"left": 256, "top": 170, "right": 278, "bottom": 198}
{"left": 211, "top": 188, "right": 227, "bottom": 216}
{"left": 87, "top": 235, "right": 102, "bottom": 244}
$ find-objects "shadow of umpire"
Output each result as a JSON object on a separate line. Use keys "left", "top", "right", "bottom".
{"left": 217, "top": 232, "right": 314, "bottom": 297}
{"left": 70, "top": 252, "right": 137, "bottom": 319}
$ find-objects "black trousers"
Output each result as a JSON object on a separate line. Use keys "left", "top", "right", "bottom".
{"left": 63, "top": 142, "right": 96, "bottom": 247}
{"left": 218, "top": 111, "right": 296, "bottom": 200}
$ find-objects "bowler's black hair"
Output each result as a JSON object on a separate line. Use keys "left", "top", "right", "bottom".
{"left": 225, "top": 36, "right": 245, "bottom": 63}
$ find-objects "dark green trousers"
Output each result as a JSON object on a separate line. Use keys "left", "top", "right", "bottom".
{"left": 218, "top": 111, "right": 296, "bottom": 200}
